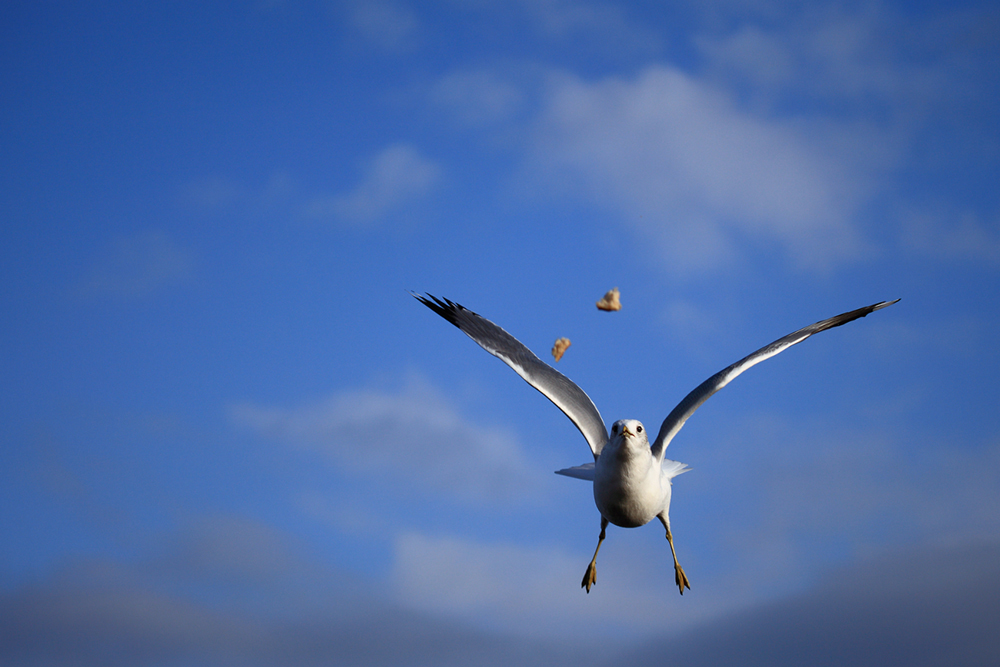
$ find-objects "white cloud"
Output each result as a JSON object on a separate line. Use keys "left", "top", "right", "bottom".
{"left": 525, "top": 66, "right": 878, "bottom": 274}
{"left": 430, "top": 69, "right": 526, "bottom": 127}
{"left": 687, "top": 6, "right": 1000, "bottom": 273}
{"left": 230, "top": 377, "right": 544, "bottom": 505}
{"left": 694, "top": 6, "right": 949, "bottom": 109}
{"left": 902, "top": 207, "right": 1000, "bottom": 265}
{"left": 443, "top": 0, "right": 661, "bottom": 55}
{"left": 77, "top": 230, "right": 194, "bottom": 299}
{"left": 0, "top": 518, "right": 601, "bottom": 667}
{"left": 156, "top": 515, "right": 306, "bottom": 585}
{"left": 696, "top": 24, "right": 798, "bottom": 94}
{"left": 518, "top": 0, "right": 661, "bottom": 54}
{"left": 343, "top": 0, "right": 420, "bottom": 53}
{"left": 684, "top": 413, "right": 1000, "bottom": 595}
{"left": 305, "top": 144, "right": 440, "bottom": 225}
{"left": 624, "top": 541, "right": 1000, "bottom": 667}
{"left": 296, "top": 488, "right": 397, "bottom": 537}
{"left": 392, "top": 532, "right": 579, "bottom": 616}
{"left": 179, "top": 175, "right": 244, "bottom": 209}
{"left": 390, "top": 531, "right": 699, "bottom": 641}
{"left": 180, "top": 172, "right": 296, "bottom": 213}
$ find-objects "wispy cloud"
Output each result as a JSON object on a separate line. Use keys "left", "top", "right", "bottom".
{"left": 901, "top": 207, "right": 1000, "bottom": 265}
{"left": 430, "top": 69, "right": 527, "bottom": 128}
{"left": 6, "top": 514, "right": 994, "bottom": 666}
{"left": 625, "top": 541, "right": 1000, "bottom": 666}
{"left": 0, "top": 516, "right": 592, "bottom": 667}
{"left": 390, "top": 531, "right": 692, "bottom": 641}
{"left": 517, "top": 0, "right": 662, "bottom": 55}
{"left": 694, "top": 6, "right": 946, "bottom": 109}
{"left": 304, "top": 144, "right": 441, "bottom": 225}
{"left": 179, "top": 172, "right": 296, "bottom": 213}
{"left": 230, "top": 377, "right": 544, "bottom": 505}
{"left": 437, "top": 5, "right": 992, "bottom": 276}
{"left": 690, "top": 4, "right": 1000, "bottom": 272}
{"left": 342, "top": 0, "right": 421, "bottom": 53}
{"left": 153, "top": 515, "right": 309, "bottom": 586}
{"left": 76, "top": 230, "right": 194, "bottom": 300}
{"left": 392, "top": 532, "right": 581, "bottom": 623}
{"left": 524, "top": 66, "right": 878, "bottom": 274}
{"left": 682, "top": 414, "right": 1000, "bottom": 597}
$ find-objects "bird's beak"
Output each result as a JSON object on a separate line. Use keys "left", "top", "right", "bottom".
{"left": 621, "top": 425, "right": 634, "bottom": 437}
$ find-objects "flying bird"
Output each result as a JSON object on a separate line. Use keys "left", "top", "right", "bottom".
{"left": 414, "top": 294, "right": 899, "bottom": 595}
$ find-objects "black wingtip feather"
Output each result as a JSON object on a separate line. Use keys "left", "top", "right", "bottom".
{"left": 817, "top": 298, "right": 901, "bottom": 334}
{"left": 411, "top": 292, "right": 468, "bottom": 329}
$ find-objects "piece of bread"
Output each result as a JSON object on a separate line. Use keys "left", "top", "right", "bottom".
{"left": 551, "top": 337, "right": 571, "bottom": 362}
{"left": 596, "top": 287, "right": 621, "bottom": 311}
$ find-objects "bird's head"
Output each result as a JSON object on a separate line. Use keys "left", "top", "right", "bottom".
{"left": 610, "top": 419, "right": 649, "bottom": 448}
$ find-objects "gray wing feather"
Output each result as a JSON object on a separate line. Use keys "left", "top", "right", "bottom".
{"left": 650, "top": 299, "right": 900, "bottom": 462}
{"left": 554, "top": 462, "right": 595, "bottom": 480}
{"left": 414, "top": 294, "right": 609, "bottom": 458}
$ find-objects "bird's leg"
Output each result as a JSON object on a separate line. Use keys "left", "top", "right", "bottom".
{"left": 658, "top": 515, "right": 690, "bottom": 595}
{"left": 581, "top": 516, "right": 609, "bottom": 593}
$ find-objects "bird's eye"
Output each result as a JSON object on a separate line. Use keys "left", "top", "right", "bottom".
{"left": 637, "top": 425, "right": 643, "bottom": 433}
{"left": 611, "top": 424, "right": 617, "bottom": 434}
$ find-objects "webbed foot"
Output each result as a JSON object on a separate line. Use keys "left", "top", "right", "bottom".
{"left": 582, "top": 517, "right": 608, "bottom": 593}
{"left": 674, "top": 563, "right": 691, "bottom": 595}
{"left": 582, "top": 560, "right": 598, "bottom": 593}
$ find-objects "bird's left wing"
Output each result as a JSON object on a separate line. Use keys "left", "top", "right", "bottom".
{"left": 414, "top": 294, "right": 609, "bottom": 458}
{"left": 650, "top": 299, "right": 899, "bottom": 462}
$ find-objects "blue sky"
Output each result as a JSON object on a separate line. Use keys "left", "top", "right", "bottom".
{"left": 2, "top": 0, "right": 999, "bottom": 664}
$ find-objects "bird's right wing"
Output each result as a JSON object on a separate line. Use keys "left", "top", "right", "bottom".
{"left": 650, "top": 299, "right": 899, "bottom": 462}
{"left": 554, "top": 462, "right": 595, "bottom": 481}
{"left": 414, "top": 294, "right": 609, "bottom": 458}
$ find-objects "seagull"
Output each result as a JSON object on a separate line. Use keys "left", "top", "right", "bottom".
{"left": 414, "top": 294, "right": 899, "bottom": 595}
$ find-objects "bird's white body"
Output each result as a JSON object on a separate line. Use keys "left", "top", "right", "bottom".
{"left": 595, "top": 419, "right": 673, "bottom": 529}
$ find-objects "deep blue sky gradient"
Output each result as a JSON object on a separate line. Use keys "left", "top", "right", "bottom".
{"left": 3, "top": 1, "right": 999, "bottom": 664}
